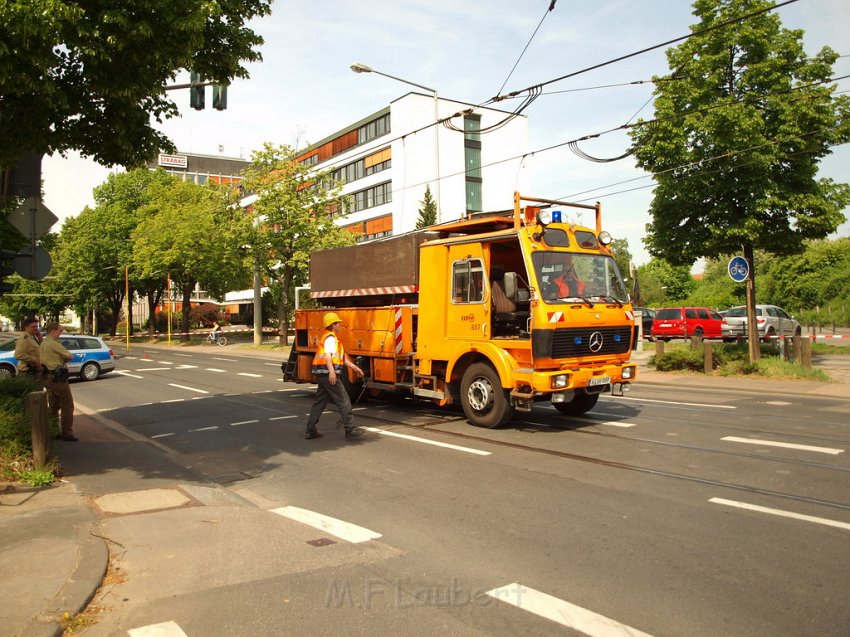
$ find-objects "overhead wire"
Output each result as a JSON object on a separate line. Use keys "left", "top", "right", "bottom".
{"left": 495, "top": 1, "right": 558, "bottom": 97}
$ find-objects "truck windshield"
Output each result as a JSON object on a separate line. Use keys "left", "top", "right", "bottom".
{"left": 531, "top": 252, "right": 628, "bottom": 305}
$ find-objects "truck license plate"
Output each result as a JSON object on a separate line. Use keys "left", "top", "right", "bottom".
{"left": 589, "top": 376, "right": 611, "bottom": 386}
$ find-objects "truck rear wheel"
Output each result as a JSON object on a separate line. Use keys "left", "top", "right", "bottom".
{"left": 461, "top": 363, "right": 513, "bottom": 428}
{"left": 553, "top": 390, "right": 599, "bottom": 416}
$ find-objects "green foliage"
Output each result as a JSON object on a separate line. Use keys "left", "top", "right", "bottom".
{"left": 416, "top": 185, "right": 438, "bottom": 229}
{"left": 0, "top": 0, "right": 272, "bottom": 168}
{"left": 239, "top": 143, "right": 356, "bottom": 343}
{"left": 652, "top": 347, "right": 710, "bottom": 372}
{"left": 635, "top": 259, "right": 696, "bottom": 305}
{"left": 0, "top": 376, "right": 57, "bottom": 483}
{"left": 629, "top": 0, "right": 850, "bottom": 269}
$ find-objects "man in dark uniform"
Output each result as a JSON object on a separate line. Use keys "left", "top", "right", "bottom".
{"left": 14, "top": 317, "right": 43, "bottom": 388}
{"left": 40, "top": 323, "right": 77, "bottom": 441}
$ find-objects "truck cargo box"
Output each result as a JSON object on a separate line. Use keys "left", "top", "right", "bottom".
{"left": 310, "top": 231, "right": 437, "bottom": 299}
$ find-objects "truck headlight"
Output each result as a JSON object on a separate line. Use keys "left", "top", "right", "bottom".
{"left": 621, "top": 366, "right": 636, "bottom": 380}
{"left": 551, "top": 374, "right": 570, "bottom": 388}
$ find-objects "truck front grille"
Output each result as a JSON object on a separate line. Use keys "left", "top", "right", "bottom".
{"left": 543, "top": 326, "right": 632, "bottom": 358}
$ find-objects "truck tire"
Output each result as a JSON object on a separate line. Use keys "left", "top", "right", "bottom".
{"left": 460, "top": 363, "right": 513, "bottom": 428}
{"left": 553, "top": 390, "right": 599, "bottom": 416}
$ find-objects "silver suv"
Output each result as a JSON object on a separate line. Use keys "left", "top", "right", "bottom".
{"left": 722, "top": 305, "right": 801, "bottom": 342}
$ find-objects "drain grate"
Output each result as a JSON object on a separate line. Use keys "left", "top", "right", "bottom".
{"left": 306, "top": 537, "right": 337, "bottom": 547}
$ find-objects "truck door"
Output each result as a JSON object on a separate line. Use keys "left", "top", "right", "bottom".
{"left": 447, "top": 251, "right": 489, "bottom": 341}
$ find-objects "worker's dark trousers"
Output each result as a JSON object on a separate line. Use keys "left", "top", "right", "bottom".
{"left": 45, "top": 377, "right": 74, "bottom": 436}
{"left": 305, "top": 373, "right": 354, "bottom": 434}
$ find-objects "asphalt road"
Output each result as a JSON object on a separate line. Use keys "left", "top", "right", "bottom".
{"left": 72, "top": 346, "right": 850, "bottom": 636}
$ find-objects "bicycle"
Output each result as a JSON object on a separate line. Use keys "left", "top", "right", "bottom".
{"left": 203, "top": 332, "right": 228, "bottom": 346}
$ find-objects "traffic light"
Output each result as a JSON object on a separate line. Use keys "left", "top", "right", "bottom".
{"left": 0, "top": 249, "right": 17, "bottom": 295}
{"left": 190, "top": 71, "right": 205, "bottom": 110}
{"left": 212, "top": 84, "right": 228, "bottom": 110}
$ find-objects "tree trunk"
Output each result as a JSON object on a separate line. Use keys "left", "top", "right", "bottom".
{"left": 181, "top": 282, "right": 194, "bottom": 342}
{"left": 744, "top": 243, "right": 760, "bottom": 362}
{"left": 145, "top": 287, "right": 163, "bottom": 337}
{"left": 110, "top": 288, "right": 124, "bottom": 336}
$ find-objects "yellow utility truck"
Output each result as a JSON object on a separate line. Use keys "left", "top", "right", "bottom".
{"left": 284, "top": 193, "right": 638, "bottom": 428}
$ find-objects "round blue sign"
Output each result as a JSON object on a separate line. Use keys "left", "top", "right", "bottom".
{"left": 728, "top": 256, "right": 750, "bottom": 282}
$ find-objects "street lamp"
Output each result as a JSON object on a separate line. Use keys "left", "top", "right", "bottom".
{"left": 350, "top": 62, "right": 442, "bottom": 222}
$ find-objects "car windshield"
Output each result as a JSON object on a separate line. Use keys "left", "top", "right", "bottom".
{"left": 655, "top": 308, "right": 681, "bottom": 320}
{"left": 531, "top": 251, "right": 628, "bottom": 305}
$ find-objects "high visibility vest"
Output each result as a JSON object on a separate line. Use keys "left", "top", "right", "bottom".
{"left": 312, "top": 334, "right": 344, "bottom": 374}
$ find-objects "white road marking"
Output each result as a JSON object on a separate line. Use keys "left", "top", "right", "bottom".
{"left": 128, "top": 402, "right": 154, "bottom": 407}
{"left": 116, "top": 371, "right": 145, "bottom": 379}
{"left": 238, "top": 372, "right": 263, "bottom": 378}
{"left": 486, "top": 583, "right": 653, "bottom": 636}
{"left": 151, "top": 433, "right": 174, "bottom": 439}
{"left": 710, "top": 498, "right": 850, "bottom": 531}
{"left": 175, "top": 364, "right": 198, "bottom": 369}
{"left": 614, "top": 396, "right": 735, "bottom": 409}
{"left": 135, "top": 367, "right": 172, "bottom": 372}
{"left": 352, "top": 407, "right": 367, "bottom": 411}
{"left": 167, "top": 383, "right": 209, "bottom": 394}
{"left": 128, "top": 620, "right": 188, "bottom": 637}
{"left": 269, "top": 415, "right": 296, "bottom": 420}
{"left": 269, "top": 506, "right": 382, "bottom": 543}
{"left": 362, "top": 426, "right": 491, "bottom": 456}
{"left": 161, "top": 399, "right": 185, "bottom": 403}
{"left": 264, "top": 362, "right": 280, "bottom": 366}
{"left": 171, "top": 353, "right": 193, "bottom": 358}
{"left": 721, "top": 436, "right": 843, "bottom": 455}
{"left": 765, "top": 401, "right": 793, "bottom": 406}
{"left": 212, "top": 357, "right": 238, "bottom": 362}
{"left": 205, "top": 368, "right": 226, "bottom": 372}
{"left": 571, "top": 415, "right": 637, "bottom": 428}
{"left": 191, "top": 396, "right": 211, "bottom": 400}
{"left": 189, "top": 426, "right": 219, "bottom": 432}
{"left": 251, "top": 389, "right": 273, "bottom": 394}
{"left": 157, "top": 361, "right": 174, "bottom": 365}
{"left": 230, "top": 420, "right": 259, "bottom": 426}
{"left": 277, "top": 388, "right": 303, "bottom": 392}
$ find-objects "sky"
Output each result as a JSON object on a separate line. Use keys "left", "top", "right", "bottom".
{"left": 41, "top": 0, "right": 850, "bottom": 268}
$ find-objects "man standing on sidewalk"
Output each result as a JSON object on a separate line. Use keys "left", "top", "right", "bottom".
{"left": 14, "top": 317, "right": 43, "bottom": 388}
{"left": 305, "top": 312, "right": 365, "bottom": 440}
{"left": 40, "top": 323, "right": 77, "bottom": 441}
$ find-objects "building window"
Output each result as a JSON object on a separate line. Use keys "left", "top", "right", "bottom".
{"left": 464, "top": 114, "right": 482, "bottom": 213}
{"left": 347, "top": 181, "right": 392, "bottom": 213}
{"left": 357, "top": 113, "right": 391, "bottom": 145}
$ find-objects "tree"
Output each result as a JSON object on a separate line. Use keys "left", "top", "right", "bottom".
{"left": 636, "top": 259, "right": 696, "bottom": 306}
{"left": 239, "top": 143, "right": 355, "bottom": 345}
{"left": 0, "top": 0, "right": 272, "bottom": 169}
{"left": 52, "top": 169, "right": 177, "bottom": 335}
{"left": 132, "top": 180, "right": 253, "bottom": 341}
{"left": 629, "top": 0, "right": 850, "bottom": 358}
{"left": 416, "top": 185, "right": 438, "bottom": 229}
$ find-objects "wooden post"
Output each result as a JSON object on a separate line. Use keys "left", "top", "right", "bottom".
{"left": 655, "top": 340, "right": 665, "bottom": 358}
{"left": 27, "top": 391, "right": 49, "bottom": 470}
{"left": 793, "top": 335, "right": 802, "bottom": 363}
{"left": 800, "top": 336, "right": 812, "bottom": 369}
{"left": 703, "top": 341, "right": 713, "bottom": 374}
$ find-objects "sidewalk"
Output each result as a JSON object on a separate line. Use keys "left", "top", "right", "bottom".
{"left": 0, "top": 340, "right": 847, "bottom": 636}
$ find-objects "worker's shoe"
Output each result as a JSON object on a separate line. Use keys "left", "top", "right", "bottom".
{"left": 344, "top": 427, "right": 365, "bottom": 439}
{"left": 305, "top": 431, "right": 323, "bottom": 440}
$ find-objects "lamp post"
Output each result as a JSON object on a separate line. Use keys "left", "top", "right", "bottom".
{"left": 350, "top": 63, "right": 441, "bottom": 222}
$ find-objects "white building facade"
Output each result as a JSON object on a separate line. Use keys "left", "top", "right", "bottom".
{"left": 296, "top": 92, "right": 528, "bottom": 239}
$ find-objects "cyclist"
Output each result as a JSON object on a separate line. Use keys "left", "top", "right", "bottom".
{"left": 210, "top": 320, "right": 222, "bottom": 343}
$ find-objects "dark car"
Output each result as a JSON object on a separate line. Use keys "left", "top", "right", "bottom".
{"left": 651, "top": 307, "right": 727, "bottom": 341}
{"left": 634, "top": 307, "right": 656, "bottom": 340}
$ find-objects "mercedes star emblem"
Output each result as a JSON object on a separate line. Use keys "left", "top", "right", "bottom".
{"left": 589, "top": 331, "right": 604, "bottom": 352}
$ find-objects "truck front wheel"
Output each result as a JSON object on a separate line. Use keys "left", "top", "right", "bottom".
{"left": 553, "top": 390, "right": 599, "bottom": 416}
{"left": 461, "top": 363, "right": 513, "bottom": 428}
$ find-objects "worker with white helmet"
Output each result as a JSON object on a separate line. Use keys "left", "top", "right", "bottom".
{"left": 305, "top": 312, "right": 365, "bottom": 440}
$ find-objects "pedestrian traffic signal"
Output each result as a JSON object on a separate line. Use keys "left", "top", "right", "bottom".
{"left": 213, "top": 84, "right": 228, "bottom": 110}
{"left": 0, "top": 249, "right": 17, "bottom": 295}
{"left": 190, "top": 71, "right": 205, "bottom": 110}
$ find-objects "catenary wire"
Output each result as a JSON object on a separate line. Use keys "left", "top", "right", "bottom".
{"left": 495, "top": 1, "right": 559, "bottom": 97}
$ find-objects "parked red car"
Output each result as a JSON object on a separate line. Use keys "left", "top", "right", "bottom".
{"left": 650, "top": 307, "right": 727, "bottom": 341}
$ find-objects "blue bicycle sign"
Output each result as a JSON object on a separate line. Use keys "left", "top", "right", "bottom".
{"left": 728, "top": 256, "right": 750, "bottom": 282}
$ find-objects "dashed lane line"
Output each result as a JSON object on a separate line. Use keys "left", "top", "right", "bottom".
{"left": 230, "top": 419, "right": 260, "bottom": 426}
{"left": 167, "top": 383, "right": 209, "bottom": 394}
{"left": 189, "top": 426, "right": 219, "bottom": 432}
{"left": 205, "top": 368, "right": 226, "bottom": 372}
{"left": 269, "top": 506, "right": 382, "bottom": 543}
{"left": 270, "top": 415, "right": 296, "bottom": 420}
{"left": 710, "top": 498, "right": 850, "bottom": 531}
{"left": 486, "top": 583, "right": 653, "bottom": 636}
{"left": 212, "top": 357, "right": 238, "bottom": 362}
{"left": 612, "top": 396, "right": 736, "bottom": 409}
{"left": 128, "top": 620, "right": 188, "bottom": 637}
{"left": 721, "top": 436, "right": 844, "bottom": 455}
{"left": 362, "top": 426, "right": 491, "bottom": 456}
{"left": 116, "top": 371, "right": 144, "bottom": 379}
{"left": 238, "top": 372, "right": 263, "bottom": 378}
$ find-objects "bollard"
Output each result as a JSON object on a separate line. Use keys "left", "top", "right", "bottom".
{"left": 800, "top": 337, "right": 812, "bottom": 368}
{"left": 793, "top": 336, "right": 802, "bottom": 363}
{"left": 703, "top": 341, "right": 713, "bottom": 374}
{"left": 655, "top": 340, "right": 665, "bottom": 359}
{"left": 26, "top": 391, "right": 50, "bottom": 470}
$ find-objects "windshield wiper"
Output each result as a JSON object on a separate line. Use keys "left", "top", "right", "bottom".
{"left": 593, "top": 294, "right": 624, "bottom": 307}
